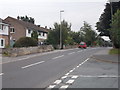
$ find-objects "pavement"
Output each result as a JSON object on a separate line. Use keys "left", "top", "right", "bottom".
{"left": 46, "top": 47, "right": 119, "bottom": 89}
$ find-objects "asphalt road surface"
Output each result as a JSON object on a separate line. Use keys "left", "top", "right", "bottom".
{"left": 1, "top": 47, "right": 118, "bottom": 88}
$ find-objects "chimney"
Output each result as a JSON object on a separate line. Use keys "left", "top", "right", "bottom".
{"left": 37, "top": 25, "right": 40, "bottom": 27}
{"left": 45, "top": 26, "right": 47, "bottom": 29}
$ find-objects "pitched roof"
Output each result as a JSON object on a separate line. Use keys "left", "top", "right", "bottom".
{"left": 4, "top": 16, "right": 49, "bottom": 33}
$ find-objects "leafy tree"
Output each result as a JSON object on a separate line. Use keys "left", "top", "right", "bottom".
{"left": 17, "top": 15, "right": 35, "bottom": 24}
{"left": 47, "top": 20, "right": 71, "bottom": 48}
{"left": 110, "top": 9, "right": 120, "bottom": 48}
{"left": 31, "top": 31, "right": 38, "bottom": 41}
{"left": 80, "top": 21, "right": 97, "bottom": 46}
{"left": 96, "top": 2, "right": 120, "bottom": 37}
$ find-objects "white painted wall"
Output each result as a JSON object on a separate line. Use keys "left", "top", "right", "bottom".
{"left": 0, "top": 23, "right": 9, "bottom": 35}
{"left": 26, "top": 29, "right": 32, "bottom": 37}
{"left": 26, "top": 29, "right": 47, "bottom": 40}
{"left": 38, "top": 32, "right": 47, "bottom": 39}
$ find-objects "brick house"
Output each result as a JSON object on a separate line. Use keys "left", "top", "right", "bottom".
{"left": 0, "top": 18, "right": 9, "bottom": 48}
{"left": 4, "top": 16, "right": 49, "bottom": 46}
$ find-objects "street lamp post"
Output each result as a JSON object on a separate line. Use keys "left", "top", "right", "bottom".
{"left": 60, "top": 10, "right": 64, "bottom": 49}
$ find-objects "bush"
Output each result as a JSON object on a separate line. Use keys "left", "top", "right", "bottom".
{"left": 13, "top": 37, "right": 38, "bottom": 47}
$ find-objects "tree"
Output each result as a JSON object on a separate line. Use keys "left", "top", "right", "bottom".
{"left": 80, "top": 21, "right": 97, "bottom": 46}
{"left": 47, "top": 20, "right": 71, "bottom": 48}
{"left": 31, "top": 31, "right": 38, "bottom": 41}
{"left": 96, "top": 2, "right": 120, "bottom": 37}
{"left": 17, "top": 15, "right": 35, "bottom": 24}
{"left": 110, "top": 9, "right": 120, "bottom": 48}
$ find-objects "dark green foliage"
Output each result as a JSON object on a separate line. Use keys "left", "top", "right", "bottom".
{"left": 17, "top": 15, "right": 35, "bottom": 24}
{"left": 31, "top": 31, "right": 38, "bottom": 41}
{"left": 80, "top": 21, "right": 97, "bottom": 46}
{"left": 110, "top": 9, "right": 120, "bottom": 48}
{"left": 47, "top": 20, "right": 72, "bottom": 48}
{"left": 13, "top": 37, "right": 38, "bottom": 47}
{"left": 96, "top": 2, "right": 120, "bottom": 37}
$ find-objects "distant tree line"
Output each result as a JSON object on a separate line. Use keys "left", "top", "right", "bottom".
{"left": 17, "top": 15, "right": 35, "bottom": 24}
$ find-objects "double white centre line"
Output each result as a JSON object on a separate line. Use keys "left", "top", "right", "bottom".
{"left": 21, "top": 61, "right": 45, "bottom": 69}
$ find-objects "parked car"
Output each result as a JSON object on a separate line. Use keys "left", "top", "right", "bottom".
{"left": 78, "top": 42, "right": 87, "bottom": 49}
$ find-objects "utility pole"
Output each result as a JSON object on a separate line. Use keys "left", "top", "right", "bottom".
{"left": 60, "top": 10, "right": 64, "bottom": 49}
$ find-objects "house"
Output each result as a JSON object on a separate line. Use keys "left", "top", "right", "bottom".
{"left": 0, "top": 18, "right": 9, "bottom": 48}
{"left": 4, "top": 16, "right": 49, "bottom": 46}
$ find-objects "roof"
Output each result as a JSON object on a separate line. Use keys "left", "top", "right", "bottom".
{"left": 4, "top": 16, "right": 49, "bottom": 33}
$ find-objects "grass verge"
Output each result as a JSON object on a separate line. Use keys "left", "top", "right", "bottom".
{"left": 109, "top": 48, "right": 120, "bottom": 55}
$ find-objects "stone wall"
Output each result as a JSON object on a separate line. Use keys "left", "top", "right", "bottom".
{"left": 64, "top": 45, "right": 78, "bottom": 49}
{"left": 2, "top": 45, "right": 54, "bottom": 57}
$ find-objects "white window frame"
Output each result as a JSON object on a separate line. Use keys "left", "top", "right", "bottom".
{"left": 10, "top": 27, "right": 15, "bottom": 33}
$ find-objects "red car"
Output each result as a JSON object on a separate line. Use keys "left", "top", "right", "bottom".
{"left": 78, "top": 42, "right": 87, "bottom": 49}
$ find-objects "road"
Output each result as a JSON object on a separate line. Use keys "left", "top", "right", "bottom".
{"left": 1, "top": 47, "right": 118, "bottom": 88}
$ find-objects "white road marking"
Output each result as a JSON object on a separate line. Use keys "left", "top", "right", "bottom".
{"left": 78, "top": 58, "right": 89, "bottom": 67}
{"left": 76, "top": 65, "right": 79, "bottom": 68}
{"left": 61, "top": 76, "right": 67, "bottom": 79}
{"left": 69, "top": 70, "right": 73, "bottom": 73}
{"left": 21, "top": 61, "right": 45, "bottom": 69}
{"left": 60, "top": 85, "right": 69, "bottom": 89}
{"left": 18, "top": 57, "right": 30, "bottom": 61}
{"left": 0, "top": 73, "right": 4, "bottom": 76}
{"left": 47, "top": 85, "right": 56, "bottom": 89}
{"left": 66, "top": 80, "right": 75, "bottom": 84}
{"left": 65, "top": 73, "right": 70, "bottom": 76}
{"left": 78, "top": 75, "right": 120, "bottom": 78}
{"left": 53, "top": 80, "right": 62, "bottom": 84}
{"left": 71, "top": 75, "right": 78, "bottom": 79}
{"left": 77, "top": 51, "right": 82, "bottom": 52}
{"left": 52, "top": 55, "right": 64, "bottom": 59}
{"left": 68, "top": 52, "right": 75, "bottom": 55}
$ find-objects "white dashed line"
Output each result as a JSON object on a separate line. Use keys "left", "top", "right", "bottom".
{"left": 78, "top": 58, "right": 89, "bottom": 67}
{"left": 71, "top": 75, "right": 78, "bottom": 79}
{"left": 69, "top": 70, "right": 73, "bottom": 73}
{"left": 65, "top": 73, "right": 70, "bottom": 76}
{"left": 47, "top": 85, "right": 56, "bottom": 89}
{"left": 61, "top": 76, "right": 68, "bottom": 79}
{"left": 66, "top": 80, "right": 75, "bottom": 84}
{"left": 60, "top": 85, "right": 69, "bottom": 89}
{"left": 68, "top": 52, "right": 75, "bottom": 55}
{"left": 21, "top": 61, "right": 45, "bottom": 69}
{"left": 77, "top": 51, "right": 82, "bottom": 52}
{"left": 0, "top": 73, "right": 4, "bottom": 76}
{"left": 18, "top": 57, "right": 30, "bottom": 61}
{"left": 53, "top": 80, "right": 62, "bottom": 84}
{"left": 52, "top": 55, "right": 64, "bottom": 59}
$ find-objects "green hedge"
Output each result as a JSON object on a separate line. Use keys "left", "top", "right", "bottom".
{"left": 13, "top": 37, "right": 38, "bottom": 47}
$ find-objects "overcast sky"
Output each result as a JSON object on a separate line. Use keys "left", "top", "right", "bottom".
{"left": 0, "top": 0, "right": 110, "bottom": 40}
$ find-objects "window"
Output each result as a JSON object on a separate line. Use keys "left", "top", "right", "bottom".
{"left": 1, "top": 39, "right": 4, "bottom": 46}
{"left": 10, "top": 27, "right": 15, "bottom": 33}
{"left": 0, "top": 24, "right": 3, "bottom": 30}
{"left": 28, "top": 29, "right": 31, "bottom": 34}
{"left": 3, "top": 25, "right": 6, "bottom": 30}
{"left": 43, "top": 33, "right": 45, "bottom": 36}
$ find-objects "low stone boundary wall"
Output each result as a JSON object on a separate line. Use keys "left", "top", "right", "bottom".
{"left": 2, "top": 45, "right": 54, "bottom": 57}
{"left": 64, "top": 45, "right": 78, "bottom": 49}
